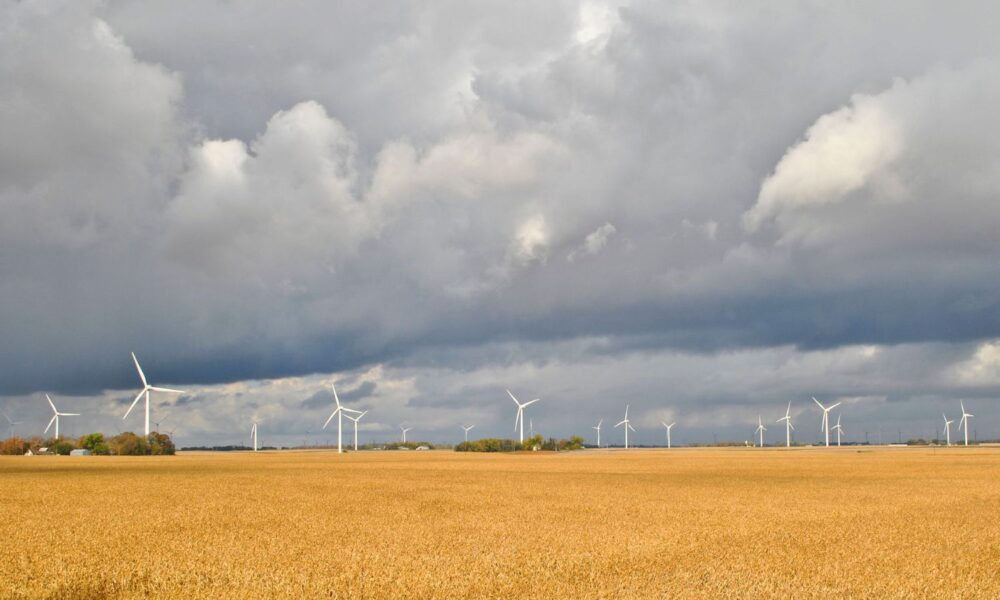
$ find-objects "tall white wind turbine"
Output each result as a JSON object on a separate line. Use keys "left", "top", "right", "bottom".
{"left": 959, "top": 401, "right": 974, "bottom": 447}
{"left": 832, "top": 414, "right": 844, "bottom": 447}
{"left": 615, "top": 405, "right": 635, "bottom": 449}
{"left": 461, "top": 424, "right": 475, "bottom": 442}
{"left": 345, "top": 410, "right": 368, "bottom": 451}
{"left": 942, "top": 413, "right": 954, "bottom": 446}
{"left": 755, "top": 415, "right": 767, "bottom": 448}
{"left": 593, "top": 419, "right": 603, "bottom": 448}
{"left": 776, "top": 402, "right": 794, "bottom": 447}
{"left": 507, "top": 390, "right": 540, "bottom": 444}
{"left": 813, "top": 397, "right": 841, "bottom": 447}
{"left": 2, "top": 411, "right": 22, "bottom": 439}
{"left": 400, "top": 426, "right": 412, "bottom": 443}
{"left": 124, "top": 352, "right": 184, "bottom": 437}
{"left": 322, "top": 383, "right": 362, "bottom": 453}
{"left": 661, "top": 421, "right": 676, "bottom": 449}
{"left": 43, "top": 394, "right": 79, "bottom": 439}
{"left": 250, "top": 421, "right": 259, "bottom": 452}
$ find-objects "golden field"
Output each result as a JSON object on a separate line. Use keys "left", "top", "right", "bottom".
{"left": 2, "top": 447, "right": 1000, "bottom": 599}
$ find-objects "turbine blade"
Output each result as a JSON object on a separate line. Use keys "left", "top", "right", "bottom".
{"left": 829, "top": 402, "right": 841, "bottom": 410}
{"left": 323, "top": 410, "right": 337, "bottom": 430}
{"left": 60, "top": 413, "right": 80, "bottom": 416}
{"left": 149, "top": 386, "right": 184, "bottom": 394}
{"left": 132, "top": 352, "right": 148, "bottom": 387}
{"left": 522, "top": 398, "right": 540, "bottom": 407}
{"left": 507, "top": 389, "right": 519, "bottom": 406}
{"left": 46, "top": 394, "right": 59, "bottom": 413}
{"left": 44, "top": 415, "right": 56, "bottom": 434}
{"left": 615, "top": 419, "right": 627, "bottom": 427}
{"left": 628, "top": 424, "right": 636, "bottom": 432}
{"left": 123, "top": 389, "right": 144, "bottom": 419}
{"left": 332, "top": 383, "right": 341, "bottom": 408}
{"left": 812, "top": 397, "right": 823, "bottom": 409}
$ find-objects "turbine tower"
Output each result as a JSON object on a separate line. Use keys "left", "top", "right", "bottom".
{"left": 507, "top": 390, "right": 540, "bottom": 444}
{"left": 776, "top": 402, "right": 794, "bottom": 447}
{"left": 959, "top": 402, "right": 974, "bottom": 447}
{"left": 250, "top": 421, "right": 259, "bottom": 452}
{"left": 755, "top": 415, "right": 767, "bottom": 448}
{"left": 615, "top": 405, "right": 635, "bottom": 448}
{"left": 661, "top": 421, "right": 676, "bottom": 449}
{"left": 400, "top": 426, "right": 412, "bottom": 443}
{"left": 832, "top": 414, "right": 844, "bottom": 447}
{"left": 592, "top": 419, "right": 603, "bottom": 448}
{"left": 813, "top": 397, "right": 841, "bottom": 447}
{"left": 322, "top": 383, "right": 362, "bottom": 453}
{"left": 461, "top": 424, "right": 475, "bottom": 442}
{"left": 124, "top": 352, "right": 184, "bottom": 436}
{"left": 2, "top": 411, "right": 22, "bottom": 439}
{"left": 43, "top": 394, "right": 79, "bottom": 439}
{"left": 345, "top": 410, "right": 368, "bottom": 451}
{"left": 942, "top": 413, "right": 954, "bottom": 446}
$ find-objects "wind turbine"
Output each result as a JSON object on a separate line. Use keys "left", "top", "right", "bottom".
{"left": 592, "top": 419, "right": 603, "bottom": 448}
{"left": 250, "top": 420, "right": 259, "bottom": 452}
{"left": 832, "top": 414, "right": 844, "bottom": 447}
{"left": 507, "top": 389, "right": 540, "bottom": 444}
{"left": 755, "top": 415, "right": 767, "bottom": 448}
{"left": 615, "top": 405, "right": 635, "bottom": 448}
{"left": 959, "top": 402, "right": 974, "bottom": 447}
{"left": 2, "top": 411, "right": 22, "bottom": 439}
{"left": 776, "top": 402, "right": 794, "bottom": 447}
{"left": 661, "top": 421, "right": 676, "bottom": 449}
{"left": 813, "top": 397, "right": 841, "bottom": 447}
{"left": 345, "top": 410, "right": 368, "bottom": 451}
{"left": 152, "top": 413, "right": 170, "bottom": 433}
{"left": 400, "top": 426, "right": 412, "bottom": 443}
{"left": 124, "top": 352, "right": 184, "bottom": 436}
{"left": 529, "top": 418, "right": 534, "bottom": 438}
{"left": 323, "top": 383, "right": 362, "bottom": 453}
{"left": 942, "top": 413, "right": 954, "bottom": 446}
{"left": 43, "top": 394, "right": 79, "bottom": 439}
{"left": 461, "top": 424, "right": 475, "bottom": 442}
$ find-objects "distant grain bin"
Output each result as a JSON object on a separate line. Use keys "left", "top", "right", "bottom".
{"left": 69, "top": 449, "right": 92, "bottom": 456}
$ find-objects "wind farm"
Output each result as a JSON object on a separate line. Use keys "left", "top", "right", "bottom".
{"left": 3, "top": 1, "right": 1000, "bottom": 597}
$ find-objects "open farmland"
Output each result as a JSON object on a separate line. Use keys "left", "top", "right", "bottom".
{"left": 2, "top": 448, "right": 999, "bottom": 599}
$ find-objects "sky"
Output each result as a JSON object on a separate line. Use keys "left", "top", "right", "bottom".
{"left": 2, "top": 0, "right": 1000, "bottom": 447}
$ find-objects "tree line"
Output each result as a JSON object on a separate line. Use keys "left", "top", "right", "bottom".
{"left": 0, "top": 432, "right": 175, "bottom": 455}
{"left": 455, "top": 435, "right": 585, "bottom": 452}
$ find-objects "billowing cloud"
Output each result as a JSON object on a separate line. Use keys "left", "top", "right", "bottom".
{"left": 568, "top": 222, "right": 616, "bottom": 261}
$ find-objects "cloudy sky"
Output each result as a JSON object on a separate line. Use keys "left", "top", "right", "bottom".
{"left": 3, "top": 0, "right": 1000, "bottom": 446}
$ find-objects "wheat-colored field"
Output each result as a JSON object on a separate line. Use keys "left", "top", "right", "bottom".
{"left": 1, "top": 447, "right": 999, "bottom": 599}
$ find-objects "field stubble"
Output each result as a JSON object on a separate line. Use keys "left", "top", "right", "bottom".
{"left": 2, "top": 447, "right": 999, "bottom": 598}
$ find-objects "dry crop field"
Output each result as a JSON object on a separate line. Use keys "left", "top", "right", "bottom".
{"left": 2, "top": 448, "right": 1000, "bottom": 599}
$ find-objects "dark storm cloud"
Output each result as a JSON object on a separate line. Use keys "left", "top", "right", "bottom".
{"left": 3, "top": 1, "right": 1000, "bottom": 443}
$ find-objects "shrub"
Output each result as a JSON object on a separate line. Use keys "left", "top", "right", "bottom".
{"left": 52, "top": 440, "right": 76, "bottom": 455}
{"left": 0, "top": 437, "right": 29, "bottom": 455}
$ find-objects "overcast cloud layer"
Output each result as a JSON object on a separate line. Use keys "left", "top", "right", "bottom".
{"left": 3, "top": 1, "right": 1000, "bottom": 445}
